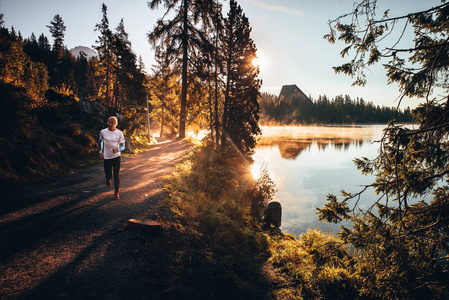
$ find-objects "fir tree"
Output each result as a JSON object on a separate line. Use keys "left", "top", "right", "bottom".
{"left": 47, "top": 14, "right": 66, "bottom": 86}
{"left": 148, "top": 0, "right": 219, "bottom": 138}
{"left": 221, "top": 0, "right": 261, "bottom": 157}
{"left": 318, "top": 1, "right": 449, "bottom": 298}
{"left": 94, "top": 3, "right": 116, "bottom": 108}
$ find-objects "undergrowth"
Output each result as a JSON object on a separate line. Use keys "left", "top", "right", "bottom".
{"left": 0, "top": 82, "right": 156, "bottom": 191}
{"left": 269, "top": 230, "right": 360, "bottom": 299}
{"left": 162, "top": 140, "right": 364, "bottom": 299}
{"left": 163, "top": 140, "right": 273, "bottom": 256}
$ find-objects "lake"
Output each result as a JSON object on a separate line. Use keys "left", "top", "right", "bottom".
{"left": 252, "top": 125, "right": 388, "bottom": 235}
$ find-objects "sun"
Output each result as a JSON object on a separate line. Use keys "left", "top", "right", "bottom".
{"left": 251, "top": 162, "right": 266, "bottom": 180}
{"left": 251, "top": 164, "right": 261, "bottom": 180}
{"left": 252, "top": 57, "right": 261, "bottom": 67}
{"left": 251, "top": 52, "right": 266, "bottom": 69}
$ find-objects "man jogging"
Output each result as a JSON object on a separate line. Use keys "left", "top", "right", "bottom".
{"left": 99, "top": 116, "right": 125, "bottom": 199}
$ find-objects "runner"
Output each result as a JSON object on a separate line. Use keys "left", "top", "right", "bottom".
{"left": 99, "top": 116, "right": 125, "bottom": 198}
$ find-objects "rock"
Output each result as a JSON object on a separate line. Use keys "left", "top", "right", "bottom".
{"left": 79, "top": 100, "right": 109, "bottom": 124}
{"left": 265, "top": 201, "right": 282, "bottom": 228}
{"left": 125, "top": 136, "right": 134, "bottom": 152}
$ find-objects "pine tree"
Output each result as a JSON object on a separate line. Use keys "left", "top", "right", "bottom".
{"left": 75, "top": 51, "right": 89, "bottom": 98}
{"left": 148, "top": 0, "right": 219, "bottom": 138}
{"left": 0, "top": 37, "right": 48, "bottom": 104}
{"left": 208, "top": 1, "right": 224, "bottom": 144}
{"left": 221, "top": 0, "right": 261, "bottom": 157}
{"left": 150, "top": 61, "right": 181, "bottom": 138}
{"left": 318, "top": 1, "right": 449, "bottom": 298}
{"left": 47, "top": 14, "right": 66, "bottom": 87}
{"left": 114, "top": 19, "right": 133, "bottom": 111}
{"left": 94, "top": 3, "right": 116, "bottom": 108}
{"left": 84, "top": 57, "right": 102, "bottom": 101}
{"left": 37, "top": 33, "right": 51, "bottom": 66}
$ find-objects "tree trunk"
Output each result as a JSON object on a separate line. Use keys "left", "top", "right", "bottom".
{"left": 106, "top": 48, "right": 110, "bottom": 107}
{"left": 221, "top": 9, "right": 235, "bottom": 147}
{"left": 160, "top": 106, "right": 165, "bottom": 138}
{"left": 214, "top": 29, "right": 220, "bottom": 145}
{"left": 208, "top": 79, "right": 214, "bottom": 141}
{"left": 179, "top": 0, "right": 189, "bottom": 139}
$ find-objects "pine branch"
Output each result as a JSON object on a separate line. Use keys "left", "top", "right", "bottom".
{"left": 370, "top": 2, "right": 449, "bottom": 25}
{"left": 386, "top": 41, "right": 449, "bottom": 53}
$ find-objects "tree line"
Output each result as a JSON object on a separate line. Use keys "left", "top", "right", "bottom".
{"left": 0, "top": 9, "right": 148, "bottom": 110}
{"left": 259, "top": 92, "right": 414, "bottom": 124}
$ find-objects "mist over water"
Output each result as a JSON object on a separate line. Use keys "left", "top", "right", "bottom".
{"left": 253, "top": 125, "right": 386, "bottom": 236}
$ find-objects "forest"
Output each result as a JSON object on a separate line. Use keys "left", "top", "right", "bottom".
{"left": 2, "top": 0, "right": 449, "bottom": 298}
{"left": 259, "top": 92, "right": 414, "bottom": 124}
{"left": 0, "top": 0, "right": 415, "bottom": 190}
{"left": 0, "top": 0, "right": 261, "bottom": 188}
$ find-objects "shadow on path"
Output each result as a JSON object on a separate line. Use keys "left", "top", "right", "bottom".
{"left": 0, "top": 139, "right": 193, "bottom": 299}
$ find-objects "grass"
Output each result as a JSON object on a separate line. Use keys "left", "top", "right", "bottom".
{"left": 162, "top": 140, "right": 270, "bottom": 255}
{"left": 161, "top": 139, "right": 367, "bottom": 299}
{"left": 0, "top": 122, "right": 97, "bottom": 189}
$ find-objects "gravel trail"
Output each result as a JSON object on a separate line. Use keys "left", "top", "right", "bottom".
{"left": 0, "top": 138, "right": 193, "bottom": 299}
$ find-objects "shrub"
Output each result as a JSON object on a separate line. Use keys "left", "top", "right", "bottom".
{"left": 0, "top": 83, "right": 29, "bottom": 136}
{"left": 269, "top": 229, "right": 359, "bottom": 299}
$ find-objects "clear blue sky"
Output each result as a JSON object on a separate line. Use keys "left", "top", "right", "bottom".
{"left": 0, "top": 0, "right": 437, "bottom": 108}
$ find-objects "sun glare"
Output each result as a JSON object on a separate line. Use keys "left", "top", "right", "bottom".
{"left": 252, "top": 57, "right": 260, "bottom": 67}
{"left": 251, "top": 163, "right": 263, "bottom": 180}
{"left": 251, "top": 52, "right": 266, "bottom": 70}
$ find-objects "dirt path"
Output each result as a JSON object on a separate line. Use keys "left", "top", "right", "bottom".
{"left": 0, "top": 138, "right": 194, "bottom": 299}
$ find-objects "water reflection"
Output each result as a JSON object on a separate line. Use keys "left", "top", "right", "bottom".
{"left": 257, "top": 125, "right": 381, "bottom": 159}
{"left": 253, "top": 125, "right": 385, "bottom": 236}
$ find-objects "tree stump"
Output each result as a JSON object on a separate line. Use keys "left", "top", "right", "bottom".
{"left": 127, "top": 218, "right": 163, "bottom": 236}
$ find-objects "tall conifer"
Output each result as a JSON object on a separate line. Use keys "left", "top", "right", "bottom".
{"left": 221, "top": 0, "right": 261, "bottom": 156}
{"left": 47, "top": 14, "right": 66, "bottom": 86}
{"left": 94, "top": 3, "right": 116, "bottom": 108}
{"left": 318, "top": 1, "right": 449, "bottom": 297}
{"left": 147, "top": 0, "right": 218, "bottom": 138}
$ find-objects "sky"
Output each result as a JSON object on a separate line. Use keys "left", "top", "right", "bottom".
{"left": 0, "top": 0, "right": 439, "bottom": 108}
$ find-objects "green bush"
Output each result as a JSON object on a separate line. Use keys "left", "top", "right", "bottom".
{"left": 269, "top": 229, "right": 359, "bottom": 299}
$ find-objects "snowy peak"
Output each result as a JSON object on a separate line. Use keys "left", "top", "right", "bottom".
{"left": 70, "top": 46, "right": 97, "bottom": 58}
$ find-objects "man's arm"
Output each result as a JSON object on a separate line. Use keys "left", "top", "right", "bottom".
{"left": 118, "top": 142, "right": 125, "bottom": 152}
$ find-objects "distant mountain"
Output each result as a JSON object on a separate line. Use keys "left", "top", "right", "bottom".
{"left": 69, "top": 46, "right": 97, "bottom": 58}
{"left": 278, "top": 84, "right": 312, "bottom": 105}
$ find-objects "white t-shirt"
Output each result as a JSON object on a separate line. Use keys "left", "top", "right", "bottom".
{"left": 99, "top": 128, "right": 125, "bottom": 159}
